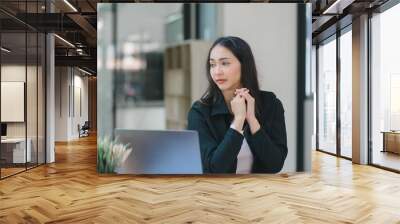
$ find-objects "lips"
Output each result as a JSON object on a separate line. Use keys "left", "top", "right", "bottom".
{"left": 215, "top": 79, "right": 227, "bottom": 84}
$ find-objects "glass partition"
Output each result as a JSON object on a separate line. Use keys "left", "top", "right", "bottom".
{"left": 38, "top": 31, "right": 45, "bottom": 165}
{"left": 317, "top": 35, "right": 337, "bottom": 155}
{"left": 1, "top": 30, "right": 28, "bottom": 177}
{"left": 27, "top": 30, "right": 38, "bottom": 169}
{"left": 371, "top": 3, "right": 400, "bottom": 171}
{"left": 339, "top": 27, "right": 352, "bottom": 158}
{"left": 0, "top": 1, "right": 46, "bottom": 179}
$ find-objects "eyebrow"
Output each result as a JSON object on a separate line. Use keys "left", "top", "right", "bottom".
{"left": 209, "top": 57, "right": 231, "bottom": 61}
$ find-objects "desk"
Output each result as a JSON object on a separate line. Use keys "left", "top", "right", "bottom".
{"left": 1, "top": 138, "right": 31, "bottom": 163}
{"left": 381, "top": 131, "right": 400, "bottom": 154}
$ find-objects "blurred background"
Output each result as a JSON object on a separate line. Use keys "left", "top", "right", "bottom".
{"left": 97, "top": 3, "right": 312, "bottom": 173}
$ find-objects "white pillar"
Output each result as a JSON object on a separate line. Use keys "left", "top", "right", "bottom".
{"left": 352, "top": 14, "right": 369, "bottom": 164}
{"left": 46, "top": 33, "right": 55, "bottom": 163}
{"left": 45, "top": 1, "right": 55, "bottom": 163}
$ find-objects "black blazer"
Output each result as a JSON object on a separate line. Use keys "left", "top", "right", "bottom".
{"left": 187, "top": 90, "right": 287, "bottom": 173}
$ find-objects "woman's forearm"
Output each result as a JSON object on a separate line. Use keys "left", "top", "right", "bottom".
{"left": 248, "top": 117, "right": 261, "bottom": 134}
{"left": 231, "top": 116, "right": 245, "bottom": 133}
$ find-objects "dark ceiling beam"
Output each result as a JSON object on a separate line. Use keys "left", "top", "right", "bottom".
{"left": 86, "top": 0, "right": 97, "bottom": 11}
{"left": 312, "top": 14, "right": 352, "bottom": 44}
{"left": 311, "top": 0, "right": 383, "bottom": 43}
{"left": 51, "top": 0, "right": 97, "bottom": 47}
{"left": 322, "top": 0, "right": 356, "bottom": 14}
{"left": 78, "top": 66, "right": 97, "bottom": 76}
{"left": 0, "top": 8, "right": 37, "bottom": 31}
{"left": 8, "top": 13, "right": 84, "bottom": 32}
{"left": 0, "top": 19, "right": 26, "bottom": 31}
{"left": 55, "top": 47, "right": 96, "bottom": 57}
{"left": 66, "top": 13, "right": 97, "bottom": 46}
{"left": 80, "top": 12, "right": 97, "bottom": 17}
{"left": 312, "top": 0, "right": 349, "bottom": 36}
{"left": 55, "top": 55, "right": 96, "bottom": 70}
{"left": 312, "top": 15, "right": 335, "bottom": 33}
{"left": 52, "top": 0, "right": 78, "bottom": 13}
{"left": 2, "top": 12, "right": 96, "bottom": 48}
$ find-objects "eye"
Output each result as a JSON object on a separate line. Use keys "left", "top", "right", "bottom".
{"left": 210, "top": 63, "right": 216, "bottom": 68}
{"left": 222, "top": 61, "right": 230, "bottom": 66}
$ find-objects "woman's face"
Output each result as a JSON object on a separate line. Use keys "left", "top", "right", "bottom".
{"left": 209, "top": 45, "right": 242, "bottom": 92}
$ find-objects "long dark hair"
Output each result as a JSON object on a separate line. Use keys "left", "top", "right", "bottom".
{"left": 201, "top": 36, "right": 262, "bottom": 118}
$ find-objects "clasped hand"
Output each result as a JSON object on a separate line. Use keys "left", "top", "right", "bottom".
{"left": 230, "top": 88, "right": 260, "bottom": 134}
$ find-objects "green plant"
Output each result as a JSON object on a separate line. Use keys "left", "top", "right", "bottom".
{"left": 97, "top": 136, "right": 132, "bottom": 173}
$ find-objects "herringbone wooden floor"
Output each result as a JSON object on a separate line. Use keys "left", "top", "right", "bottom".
{"left": 1, "top": 134, "right": 400, "bottom": 223}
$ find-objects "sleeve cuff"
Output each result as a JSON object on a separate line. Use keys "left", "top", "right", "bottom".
{"left": 230, "top": 124, "right": 244, "bottom": 135}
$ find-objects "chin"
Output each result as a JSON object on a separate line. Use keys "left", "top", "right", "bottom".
{"left": 217, "top": 84, "right": 230, "bottom": 91}
{"left": 215, "top": 82, "right": 235, "bottom": 92}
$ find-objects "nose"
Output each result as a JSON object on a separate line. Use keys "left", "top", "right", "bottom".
{"left": 213, "top": 64, "right": 223, "bottom": 76}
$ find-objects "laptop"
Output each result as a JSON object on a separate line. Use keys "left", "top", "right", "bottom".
{"left": 114, "top": 129, "right": 203, "bottom": 174}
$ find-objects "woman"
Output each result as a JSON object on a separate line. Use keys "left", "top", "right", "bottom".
{"left": 187, "top": 36, "right": 288, "bottom": 174}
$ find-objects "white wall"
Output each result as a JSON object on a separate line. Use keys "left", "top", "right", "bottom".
{"left": 55, "top": 67, "right": 89, "bottom": 141}
{"left": 72, "top": 73, "right": 89, "bottom": 137}
{"left": 1, "top": 82, "right": 24, "bottom": 122}
{"left": 1, "top": 66, "right": 26, "bottom": 128}
{"left": 55, "top": 67, "right": 68, "bottom": 141}
{"left": 1, "top": 65, "right": 39, "bottom": 138}
{"left": 1, "top": 64, "right": 47, "bottom": 163}
{"left": 219, "top": 4, "right": 298, "bottom": 172}
{"left": 1, "top": 65, "right": 26, "bottom": 81}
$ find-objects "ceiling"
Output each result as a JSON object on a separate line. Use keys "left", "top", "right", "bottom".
{"left": 0, "top": 0, "right": 395, "bottom": 74}
{"left": 311, "top": 0, "right": 391, "bottom": 43}
{"left": 0, "top": 0, "right": 99, "bottom": 74}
